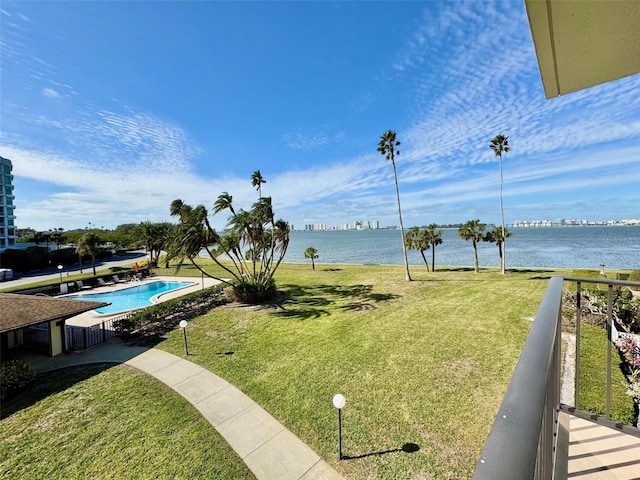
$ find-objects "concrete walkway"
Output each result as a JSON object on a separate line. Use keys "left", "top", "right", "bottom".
{"left": 31, "top": 340, "right": 343, "bottom": 480}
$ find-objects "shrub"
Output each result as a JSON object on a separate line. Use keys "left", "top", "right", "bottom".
{"left": 629, "top": 270, "right": 640, "bottom": 282}
{"left": 125, "top": 285, "right": 227, "bottom": 337}
{"left": 113, "top": 317, "right": 137, "bottom": 337}
{"left": 0, "top": 360, "right": 36, "bottom": 401}
{"left": 225, "top": 279, "right": 277, "bottom": 304}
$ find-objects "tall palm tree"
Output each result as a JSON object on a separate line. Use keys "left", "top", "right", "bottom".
{"left": 378, "top": 130, "right": 411, "bottom": 281}
{"left": 458, "top": 219, "right": 486, "bottom": 273}
{"left": 425, "top": 223, "right": 443, "bottom": 272}
{"left": 404, "top": 226, "right": 430, "bottom": 271}
{"left": 136, "top": 221, "right": 172, "bottom": 267}
{"left": 76, "top": 232, "right": 102, "bottom": 276}
{"left": 251, "top": 170, "right": 266, "bottom": 198}
{"left": 490, "top": 135, "right": 511, "bottom": 274}
{"left": 484, "top": 226, "right": 512, "bottom": 273}
{"left": 304, "top": 247, "right": 318, "bottom": 271}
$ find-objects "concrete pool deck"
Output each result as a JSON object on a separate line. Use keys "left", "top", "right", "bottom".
{"left": 65, "top": 275, "right": 222, "bottom": 327}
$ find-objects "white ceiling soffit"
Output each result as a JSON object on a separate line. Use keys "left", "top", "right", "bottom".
{"left": 524, "top": 0, "right": 640, "bottom": 99}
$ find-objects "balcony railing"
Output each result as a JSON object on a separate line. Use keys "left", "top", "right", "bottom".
{"left": 472, "top": 276, "right": 640, "bottom": 480}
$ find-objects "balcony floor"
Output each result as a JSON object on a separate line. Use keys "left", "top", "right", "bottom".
{"left": 567, "top": 414, "right": 640, "bottom": 479}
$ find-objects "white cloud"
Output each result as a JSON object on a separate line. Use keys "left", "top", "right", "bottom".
{"left": 41, "top": 87, "right": 60, "bottom": 98}
{"left": 1, "top": 0, "right": 638, "bottom": 231}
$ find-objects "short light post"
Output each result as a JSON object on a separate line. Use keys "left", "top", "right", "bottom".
{"left": 179, "top": 320, "right": 189, "bottom": 355}
{"left": 332, "top": 393, "right": 346, "bottom": 460}
{"left": 57, "top": 264, "right": 63, "bottom": 282}
{"left": 600, "top": 264, "right": 606, "bottom": 275}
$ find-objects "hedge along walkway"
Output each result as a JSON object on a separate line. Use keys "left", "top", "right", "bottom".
{"left": 32, "top": 340, "right": 343, "bottom": 480}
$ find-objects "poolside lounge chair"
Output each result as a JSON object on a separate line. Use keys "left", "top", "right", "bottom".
{"left": 97, "top": 277, "right": 115, "bottom": 287}
{"left": 112, "top": 275, "right": 127, "bottom": 284}
{"left": 75, "top": 280, "right": 93, "bottom": 291}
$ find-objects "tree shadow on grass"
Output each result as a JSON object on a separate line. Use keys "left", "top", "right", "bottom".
{"left": 343, "top": 442, "right": 420, "bottom": 460}
{"left": 437, "top": 267, "right": 476, "bottom": 272}
{"left": 274, "top": 284, "right": 400, "bottom": 320}
{"left": 1, "top": 363, "right": 116, "bottom": 420}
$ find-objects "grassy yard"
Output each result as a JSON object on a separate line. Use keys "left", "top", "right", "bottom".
{"left": 4, "top": 262, "right": 632, "bottom": 479}
{"left": 0, "top": 364, "right": 254, "bottom": 479}
{"left": 578, "top": 324, "right": 636, "bottom": 425}
{"left": 154, "top": 263, "right": 553, "bottom": 478}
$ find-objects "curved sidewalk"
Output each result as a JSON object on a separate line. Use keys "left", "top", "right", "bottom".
{"left": 33, "top": 342, "right": 343, "bottom": 480}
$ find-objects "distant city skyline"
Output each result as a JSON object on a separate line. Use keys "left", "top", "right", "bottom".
{"left": 1, "top": 2, "right": 638, "bottom": 233}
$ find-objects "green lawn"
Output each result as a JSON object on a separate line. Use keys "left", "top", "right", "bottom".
{"left": 578, "top": 324, "right": 636, "bottom": 425}
{"left": 0, "top": 364, "right": 254, "bottom": 479}
{"left": 3, "top": 262, "right": 632, "bottom": 479}
{"left": 155, "top": 263, "right": 552, "bottom": 478}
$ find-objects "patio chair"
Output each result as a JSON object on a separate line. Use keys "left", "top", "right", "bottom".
{"left": 75, "top": 280, "right": 93, "bottom": 291}
{"left": 97, "top": 277, "right": 115, "bottom": 287}
{"left": 112, "top": 275, "right": 127, "bottom": 284}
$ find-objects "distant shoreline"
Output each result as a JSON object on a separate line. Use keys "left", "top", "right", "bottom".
{"left": 292, "top": 223, "right": 639, "bottom": 232}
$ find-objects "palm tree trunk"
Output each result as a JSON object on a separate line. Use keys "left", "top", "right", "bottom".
{"left": 499, "top": 154, "right": 506, "bottom": 274}
{"left": 311, "top": 258, "right": 315, "bottom": 271}
{"left": 431, "top": 245, "right": 436, "bottom": 272}
{"left": 420, "top": 250, "right": 430, "bottom": 272}
{"left": 392, "top": 159, "right": 411, "bottom": 281}
{"left": 472, "top": 240, "right": 479, "bottom": 273}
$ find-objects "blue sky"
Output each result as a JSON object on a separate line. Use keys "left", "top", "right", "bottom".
{"left": 1, "top": 0, "right": 639, "bottom": 232}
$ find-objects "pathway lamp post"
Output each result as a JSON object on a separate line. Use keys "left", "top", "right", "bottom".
{"left": 179, "top": 320, "right": 189, "bottom": 355}
{"left": 58, "top": 264, "right": 63, "bottom": 282}
{"left": 332, "top": 393, "right": 346, "bottom": 460}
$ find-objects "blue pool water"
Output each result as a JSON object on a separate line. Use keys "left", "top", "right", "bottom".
{"left": 67, "top": 281, "right": 194, "bottom": 314}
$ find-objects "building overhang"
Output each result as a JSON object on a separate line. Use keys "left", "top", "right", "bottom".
{"left": 0, "top": 293, "right": 108, "bottom": 333}
{"left": 524, "top": 0, "right": 640, "bottom": 98}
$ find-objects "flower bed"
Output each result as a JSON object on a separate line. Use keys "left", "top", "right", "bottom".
{"left": 614, "top": 333, "right": 640, "bottom": 425}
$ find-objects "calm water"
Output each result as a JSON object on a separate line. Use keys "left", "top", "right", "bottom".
{"left": 281, "top": 226, "right": 640, "bottom": 270}
{"left": 67, "top": 281, "right": 193, "bottom": 314}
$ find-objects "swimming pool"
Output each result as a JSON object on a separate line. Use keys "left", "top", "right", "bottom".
{"left": 66, "top": 281, "right": 194, "bottom": 314}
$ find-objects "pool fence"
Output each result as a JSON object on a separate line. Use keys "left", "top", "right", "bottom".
{"left": 65, "top": 313, "right": 130, "bottom": 351}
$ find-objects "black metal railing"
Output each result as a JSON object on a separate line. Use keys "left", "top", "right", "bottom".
{"left": 473, "top": 276, "right": 640, "bottom": 480}
{"left": 65, "top": 313, "right": 130, "bottom": 351}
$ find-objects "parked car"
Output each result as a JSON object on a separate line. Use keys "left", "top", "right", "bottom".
{"left": 0, "top": 268, "right": 13, "bottom": 281}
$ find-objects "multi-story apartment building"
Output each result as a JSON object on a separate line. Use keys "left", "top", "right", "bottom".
{"left": 0, "top": 157, "right": 17, "bottom": 251}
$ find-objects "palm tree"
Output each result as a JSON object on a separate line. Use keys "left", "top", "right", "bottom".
{"left": 424, "top": 224, "right": 444, "bottom": 271}
{"left": 251, "top": 170, "right": 266, "bottom": 198}
{"left": 378, "top": 130, "right": 411, "bottom": 281}
{"left": 304, "top": 247, "right": 318, "bottom": 271}
{"left": 490, "top": 135, "right": 511, "bottom": 274}
{"left": 167, "top": 176, "right": 290, "bottom": 303}
{"left": 50, "top": 228, "right": 66, "bottom": 250}
{"left": 404, "top": 227, "right": 430, "bottom": 271}
{"left": 458, "top": 219, "right": 486, "bottom": 273}
{"left": 76, "top": 232, "right": 102, "bottom": 276}
{"left": 136, "top": 221, "right": 172, "bottom": 267}
{"left": 484, "top": 226, "right": 512, "bottom": 273}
